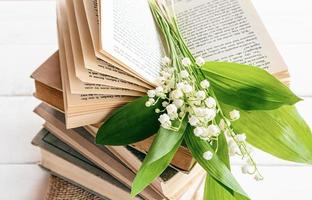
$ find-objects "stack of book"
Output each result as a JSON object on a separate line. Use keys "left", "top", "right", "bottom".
{"left": 31, "top": 0, "right": 290, "bottom": 199}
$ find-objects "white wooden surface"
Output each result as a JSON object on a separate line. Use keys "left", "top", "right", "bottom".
{"left": 0, "top": 0, "right": 311, "bottom": 199}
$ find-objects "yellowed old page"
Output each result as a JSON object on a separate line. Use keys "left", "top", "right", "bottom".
{"left": 72, "top": 0, "right": 151, "bottom": 89}
{"left": 83, "top": 0, "right": 155, "bottom": 88}
{"left": 57, "top": 1, "right": 134, "bottom": 112}
{"left": 57, "top": 0, "right": 134, "bottom": 127}
{"left": 178, "top": 174, "right": 205, "bottom": 200}
{"left": 59, "top": 1, "right": 144, "bottom": 96}
{"left": 62, "top": 0, "right": 147, "bottom": 93}
{"left": 100, "top": 0, "right": 164, "bottom": 86}
{"left": 82, "top": 0, "right": 141, "bottom": 79}
{"left": 174, "top": 0, "right": 289, "bottom": 83}
{"left": 58, "top": 26, "right": 133, "bottom": 110}
{"left": 162, "top": 164, "right": 205, "bottom": 199}
{"left": 192, "top": 177, "right": 205, "bottom": 200}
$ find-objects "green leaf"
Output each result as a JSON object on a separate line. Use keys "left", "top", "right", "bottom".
{"left": 131, "top": 119, "right": 187, "bottom": 197}
{"left": 96, "top": 96, "right": 161, "bottom": 145}
{"left": 221, "top": 102, "right": 312, "bottom": 164}
{"left": 185, "top": 125, "right": 249, "bottom": 199}
{"left": 201, "top": 62, "right": 301, "bottom": 110}
{"left": 204, "top": 133, "right": 235, "bottom": 200}
{"left": 203, "top": 133, "right": 249, "bottom": 200}
{"left": 213, "top": 132, "right": 231, "bottom": 168}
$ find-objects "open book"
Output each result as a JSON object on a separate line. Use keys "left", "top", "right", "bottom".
{"left": 98, "top": 0, "right": 289, "bottom": 85}
{"left": 53, "top": 0, "right": 289, "bottom": 128}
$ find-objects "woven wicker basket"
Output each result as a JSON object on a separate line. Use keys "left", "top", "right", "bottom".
{"left": 44, "top": 176, "right": 104, "bottom": 200}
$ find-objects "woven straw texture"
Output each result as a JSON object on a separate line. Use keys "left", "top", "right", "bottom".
{"left": 44, "top": 176, "right": 104, "bottom": 200}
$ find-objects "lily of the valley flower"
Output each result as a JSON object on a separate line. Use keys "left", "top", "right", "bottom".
{"left": 195, "top": 56, "right": 205, "bottom": 66}
{"left": 204, "top": 97, "right": 216, "bottom": 108}
{"left": 145, "top": 56, "right": 261, "bottom": 179}
{"left": 161, "top": 56, "right": 171, "bottom": 66}
{"left": 229, "top": 109, "right": 240, "bottom": 121}
{"left": 203, "top": 151, "right": 213, "bottom": 160}
{"left": 200, "top": 79, "right": 210, "bottom": 89}
{"left": 182, "top": 57, "right": 191, "bottom": 66}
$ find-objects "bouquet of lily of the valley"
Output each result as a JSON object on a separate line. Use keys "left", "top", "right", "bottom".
{"left": 96, "top": 0, "right": 312, "bottom": 199}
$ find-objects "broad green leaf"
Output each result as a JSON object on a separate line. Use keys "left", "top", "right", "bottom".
{"left": 204, "top": 133, "right": 235, "bottom": 200}
{"left": 205, "top": 175, "right": 248, "bottom": 200}
{"left": 96, "top": 96, "right": 161, "bottom": 145}
{"left": 201, "top": 62, "right": 301, "bottom": 110}
{"left": 221, "top": 102, "right": 312, "bottom": 164}
{"left": 131, "top": 119, "right": 187, "bottom": 197}
{"left": 204, "top": 133, "right": 249, "bottom": 200}
{"left": 212, "top": 132, "right": 230, "bottom": 168}
{"left": 185, "top": 125, "right": 249, "bottom": 199}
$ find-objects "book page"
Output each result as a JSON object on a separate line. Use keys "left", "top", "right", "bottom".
{"left": 57, "top": 0, "right": 134, "bottom": 114}
{"left": 83, "top": 0, "right": 142, "bottom": 79}
{"left": 63, "top": 0, "right": 147, "bottom": 93}
{"left": 58, "top": 28, "right": 133, "bottom": 111}
{"left": 100, "top": 0, "right": 163, "bottom": 85}
{"left": 99, "top": 0, "right": 289, "bottom": 86}
{"left": 72, "top": 0, "right": 151, "bottom": 89}
{"left": 174, "top": 0, "right": 289, "bottom": 81}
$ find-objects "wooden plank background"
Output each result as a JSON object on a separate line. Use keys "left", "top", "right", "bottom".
{"left": 0, "top": 0, "right": 311, "bottom": 199}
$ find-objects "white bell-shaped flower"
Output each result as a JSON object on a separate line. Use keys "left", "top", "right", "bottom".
{"left": 161, "top": 56, "right": 171, "bottom": 66}
{"left": 145, "top": 101, "right": 152, "bottom": 107}
{"left": 166, "top": 104, "right": 178, "bottom": 115}
{"left": 194, "top": 127, "right": 205, "bottom": 137}
{"left": 173, "top": 99, "right": 184, "bottom": 108}
{"left": 162, "top": 101, "right": 169, "bottom": 107}
{"left": 241, "top": 165, "right": 250, "bottom": 174}
{"left": 203, "top": 151, "right": 213, "bottom": 160}
{"left": 147, "top": 90, "right": 156, "bottom": 98}
{"left": 194, "top": 107, "right": 205, "bottom": 117}
{"left": 176, "top": 82, "right": 185, "bottom": 90}
{"left": 155, "top": 76, "right": 165, "bottom": 86}
{"left": 203, "top": 108, "right": 216, "bottom": 121}
{"left": 200, "top": 79, "right": 210, "bottom": 89}
{"left": 161, "top": 120, "right": 172, "bottom": 129}
{"left": 169, "top": 112, "right": 178, "bottom": 120}
{"left": 196, "top": 57, "right": 205, "bottom": 66}
{"left": 180, "top": 70, "right": 189, "bottom": 78}
{"left": 182, "top": 83, "right": 193, "bottom": 93}
{"left": 171, "top": 89, "right": 183, "bottom": 99}
{"left": 158, "top": 114, "right": 172, "bottom": 129}
{"left": 196, "top": 90, "right": 206, "bottom": 100}
{"left": 204, "top": 97, "right": 216, "bottom": 108}
{"left": 158, "top": 113, "right": 170, "bottom": 124}
{"left": 229, "top": 109, "right": 240, "bottom": 121}
{"left": 182, "top": 57, "right": 191, "bottom": 66}
{"left": 254, "top": 173, "right": 263, "bottom": 181}
{"left": 188, "top": 115, "right": 199, "bottom": 126}
{"left": 145, "top": 98, "right": 155, "bottom": 107}
{"left": 155, "top": 86, "right": 164, "bottom": 96}
{"left": 161, "top": 70, "right": 172, "bottom": 79}
{"left": 206, "top": 124, "right": 220, "bottom": 137}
